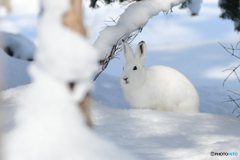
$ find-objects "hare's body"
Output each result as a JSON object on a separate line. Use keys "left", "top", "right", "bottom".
{"left": 120, "top": 40, "right": 199, "bottom": 112}
{"left": 122, "top": 65, "right": 199, "bottom": 112}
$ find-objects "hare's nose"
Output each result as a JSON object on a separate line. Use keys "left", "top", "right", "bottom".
{"left": 123, "top": 77, "right": 128, "bottom": 81}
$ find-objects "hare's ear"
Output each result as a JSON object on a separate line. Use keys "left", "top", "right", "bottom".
{"left": 122, "top": 40, "right": 134, "bottom": 61}
{"left": 135, "top": 41, "right": 147, "bottom": 64}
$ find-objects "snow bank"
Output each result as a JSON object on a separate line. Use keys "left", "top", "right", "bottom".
{"left": 1, "top": 74, "right": 240, "bottom": 160}
{"left": 93, "top": 101, "right": 240, "bottom": 160}
{"left": 0, "top": 32, "right": 36, "bottom": 61}
{"left": 0, "top": 50, "right": 31, "bottom": 90}
{"left": 94, "top": 0, "right": 187, "bottom": 60}
{"left": 3, "top": 79, "right": 137, "bottom": 160}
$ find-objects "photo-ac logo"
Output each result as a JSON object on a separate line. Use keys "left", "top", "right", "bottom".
{"left": 210, "top": 151, "right": 238, "bottom": 156}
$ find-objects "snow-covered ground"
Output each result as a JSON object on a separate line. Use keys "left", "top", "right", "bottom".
{"left": 93, "top": 101, "right": 240, "bottom": 160}
{"left": 2, "top": 73, "right": 240, "bottom": 159}
{"left": 1, "top": 0, "right": 240, "bottom": 159}
{"left": 0, "top": 50, "right": 31, "bottom": 89}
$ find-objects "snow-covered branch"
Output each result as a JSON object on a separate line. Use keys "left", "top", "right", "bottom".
{"left": 94, "top": 0, "right": 187, "bottom": 59}
{"left": 93, "top": 0, "right": 196, "bottom": 80}
{"left": 186, "top": 0, "right": 202, "bottom": 15}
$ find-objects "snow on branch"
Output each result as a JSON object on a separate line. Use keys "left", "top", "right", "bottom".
{"left": 93, "top": 0, "right": 189, "bottom": 80}
{"left": 94, "top": 27, "right": 142, "bottom": 81}
{"left": 183, "top": 0, "right": 202, "bottom": 16}
{"left": 189, "top": 0, "right": 202, "bottom": 15}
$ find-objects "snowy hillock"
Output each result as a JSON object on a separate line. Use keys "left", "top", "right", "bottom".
{"left": 93, "top": 101, "right": 240, "bottom": 160}
{"left": 1, "top": 83, "right": 138, "bottom": 160}
{"left": 0, "top": 50, "right": 31, "bottom": 90}
{"left": 1, "top": 32, "right": 36, "bottom": 61}
{"left": 2, "top": 73, "right": 240, "bottom": 160}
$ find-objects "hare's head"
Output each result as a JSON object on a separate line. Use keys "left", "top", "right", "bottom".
{"left": 121, "top": 40, "right": 147, "bottom": 88}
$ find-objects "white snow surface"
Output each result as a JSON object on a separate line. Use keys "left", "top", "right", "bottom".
{"left": 94, "top": 0, "right": 187, "bottom": 60}
{"left": 93, "top": 102, "right": 240, "bottom": 160}
{"left": 0, "top": 32, "right": 36, "bottom": 60}
{"left": 2, "top": 73, "right": 240, "bottom": 160}
{"left": 0, "top": 50, "right": 31, "bottom": 90}
{"left": 2, "top": 77, "right": 137, "bottom": 160}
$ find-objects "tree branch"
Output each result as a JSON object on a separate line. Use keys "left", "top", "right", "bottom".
{"left": 93, "top": 27, "right": 142, "bottom": 81}
{"left": 220, "top": 41, "right": 240, "bottom": 118}
{"left": 220, "top": 42, "right": 240, "bottom": 86}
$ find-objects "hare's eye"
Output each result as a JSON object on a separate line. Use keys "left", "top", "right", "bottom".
{"left": 133, "top": 66, "right": 137, "bottom": 71}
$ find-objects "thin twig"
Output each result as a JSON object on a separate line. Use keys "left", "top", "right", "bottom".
{"left": 227, "top": 90, "right": 240, "bottom": 95}
{"left": 218, "top": 42, "right": 240, "bottom": 59}
{"left": 228, "top": 95, "right": 240, "bottom": 114}
{"left": 220, "top": 41, "right": 240, "bottom": 118}
{"left": 236, "top": 41, "right": 240, "bottom": 48}
{"left": 220, "top": 41, "right": 240, "bottom": 87}
{"left": 104, "top": 16, "right": 120, "bottom": 24}
{"left": 223, "top": 97, "right": 240, "bottom": 103}
{"left": 222, "top": 64, "right": 240, "bottom": 86}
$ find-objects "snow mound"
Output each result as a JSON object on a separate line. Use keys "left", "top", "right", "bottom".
{"left": 2, "top": 73, "right": 240, "bottom": 160}
{"left": 2, "top": 83, "right": 137, "bottom": 160}
{"left": 0, "top": 50, "right": 31, "bottom": 90}
{"left": 1, "top": 32, "right": 36, "bottom": 61}
{"left": 93, "top": 100, "right": 240, "bottom": 160}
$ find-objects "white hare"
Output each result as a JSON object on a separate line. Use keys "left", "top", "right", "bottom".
{"left": 120, "top": 40, "right": 199, "bottom": 112}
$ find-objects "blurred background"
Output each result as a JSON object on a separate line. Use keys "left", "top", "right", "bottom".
{"left": 0, "top": 0, "right": 239, "bottom": 88}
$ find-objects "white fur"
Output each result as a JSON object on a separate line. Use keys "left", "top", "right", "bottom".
{"left": 120, "top": 41, "right": 199, "bottom": 112}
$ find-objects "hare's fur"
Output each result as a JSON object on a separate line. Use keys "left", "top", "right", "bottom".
{"left": 120, "top": 40, "right": 199, "bottom": 112}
